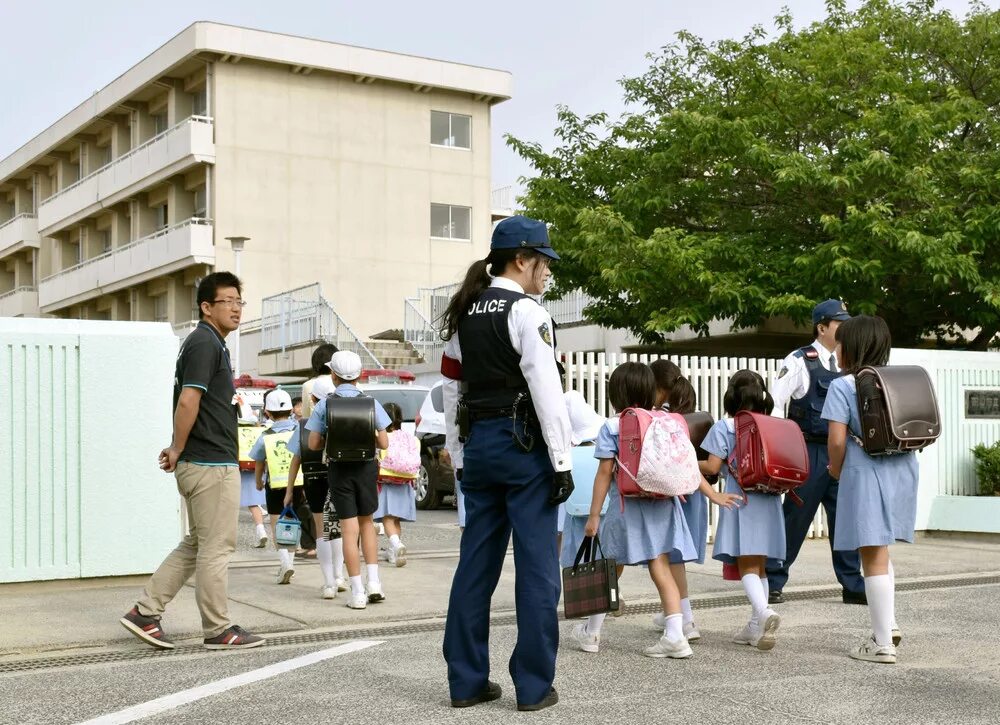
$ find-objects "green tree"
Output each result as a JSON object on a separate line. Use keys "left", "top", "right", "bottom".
{"left": 510, "top": 0, "right": 1000, "bottom": 348}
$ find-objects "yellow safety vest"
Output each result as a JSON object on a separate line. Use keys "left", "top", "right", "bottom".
{"left": 238, "top": 425, "right": 266, "bottom": 463}
{"left": 264, "top": 430, "right": 304, "bottom": 489}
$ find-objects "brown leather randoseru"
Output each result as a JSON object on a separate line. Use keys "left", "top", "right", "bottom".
{"left": 324, "top": 396, "right": 377, "bottom": 462}
{"left": 681, "top": 412, "right": 715, "bottom": 460}
{"left": 855, "top": 366, "right": 941, "bottom": 456}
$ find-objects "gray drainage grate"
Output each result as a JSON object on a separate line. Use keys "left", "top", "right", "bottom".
{"left": 2, "top": 572, "right": 997, "bottom": 675}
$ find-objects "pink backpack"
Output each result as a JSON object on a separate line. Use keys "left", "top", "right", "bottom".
{"left": 378, "top": 430, "right": 421, "bottom": 483}
{"left": 616, "top": 409, "right": 702, "bottom": 502}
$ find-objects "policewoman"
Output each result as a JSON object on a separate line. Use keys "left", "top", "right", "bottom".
{"left": 766, "top": 299, "right": 866, "bottom": 605}
{"left": 440, "top": 216, "right": 574, "bottom": 713}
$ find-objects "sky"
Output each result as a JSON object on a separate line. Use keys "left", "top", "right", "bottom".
{"left": 0, "top": 0, "right": 995, "bottom": 191}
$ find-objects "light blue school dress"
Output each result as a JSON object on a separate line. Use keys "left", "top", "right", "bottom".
{"left": 374, "top": 482, "right": 417, "bottom": 522}
{"left": 821, "top": 375, "right": 919, "bottom": 551}
{"left": 705, "top": 418, "right": 786, "bottom": 567}
{"left": 593, "top": 418, "right": 697, "bottom": 566}
{"left": 670, "top": 492, "right": 709, "bottom": 565}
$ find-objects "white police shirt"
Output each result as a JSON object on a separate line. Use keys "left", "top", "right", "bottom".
{"left": 442, "top": 277, "right": 572, "bottom": 473}
{"left": 772, "top": 339, "right": 840, "bottom": 416}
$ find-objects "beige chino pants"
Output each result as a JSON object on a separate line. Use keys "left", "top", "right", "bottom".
{"left": 137, "top": 462, "right": 240, "bottom": 637}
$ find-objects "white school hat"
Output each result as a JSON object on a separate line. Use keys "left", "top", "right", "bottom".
{"left": 563, "top": 390, "right": 604, "bottom": 445}
{"left": 326, "top": 350, "right": 363, "bottom": 381}
{"left": 310, "top": 375, "right": 336, "bottom": 401}
{"left": 264, "top": 389, "right": 293, "bottom": 412}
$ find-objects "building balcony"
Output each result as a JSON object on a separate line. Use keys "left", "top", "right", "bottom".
{"left": 0, "top": 286, "right": 39, "bottom": 317}
{"left": 0, "top": 214, "right": 40, "bottom": 258}
{"left": 37, "top": 116, "right": 215, "bottom": 236}
{"left": 38, "top": 218, "right": 215, "bottom": 312}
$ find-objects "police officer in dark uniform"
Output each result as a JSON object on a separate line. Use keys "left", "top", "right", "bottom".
{"left": 440, "top": 216, "right": 574, "bottom": 712}
{"left": 766, "top": 299, "right": 866, "bottom": 604}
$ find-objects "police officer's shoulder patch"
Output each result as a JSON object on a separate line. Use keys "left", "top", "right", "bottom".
{"left": 538, "top": 323, "right": 552, "bottom": 346}
{"left": 777, "top": 366, "right": 789, "bottom": 379}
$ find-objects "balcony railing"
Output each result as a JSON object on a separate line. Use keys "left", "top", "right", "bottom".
{"left": 546, "top": 289, "right": 593, "bottom": 326}
{"left": 37, "top": 116, "right": 215, "bottom": 234}
{"left": 0, "top": 286, "right": 38, "bottom": 317}
{"left": 38, "top": 218, "right": 214, "bottom": 310}
{"left": 491, "top": 185, "right": 514, "bottom": 213}
{"left": 0, "top": 213, "right": 40, "bottom": 257}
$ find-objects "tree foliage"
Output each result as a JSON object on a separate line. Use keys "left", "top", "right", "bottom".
{"left": 510, "top": 0, "right": 1000, "bottom": 348}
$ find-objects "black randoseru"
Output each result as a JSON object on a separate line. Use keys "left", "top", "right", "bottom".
{"left": 324, "top": 396, "right": 377, "bottom": 462}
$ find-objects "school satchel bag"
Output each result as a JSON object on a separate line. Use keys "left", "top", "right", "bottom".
{"left": 731, "top": 411, "right": 809, "bottom": 504}
{"left": 325, "top": 396, "right": 377, "bottom": 462}
{"left": 616, "top": 408, "right": 702, "bottom": 500}
{"left": 378, "top": 430, "right": 421, "bottom": 483}
{"left": 562, "top": 535, "right": 620, "bottom": 619}
{"left": 683, "top": 411, "right": 717, "bottom": 483}
{"left": 298, "top": 419, "right": 328, "bottom": 485}
{"left": 855, "top": 366, "right": 941, "bottom": 456}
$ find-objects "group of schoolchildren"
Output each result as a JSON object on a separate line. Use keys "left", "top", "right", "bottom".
{"left": 560, "top": 314, "right": 916, "bottom": 665}
{"left": 248, "top": 348, "right": 421, "bottom": 610}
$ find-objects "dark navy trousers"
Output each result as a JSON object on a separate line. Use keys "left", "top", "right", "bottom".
{"left": 443, "top": 417, "right": 560, "bottom": 707}
{"left": 766, "top": 441, "right": 865, "bottom": 594}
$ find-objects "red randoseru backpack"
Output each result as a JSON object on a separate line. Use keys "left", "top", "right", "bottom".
{"left": 729, "top": 411, "right": 809, "bottom": 505}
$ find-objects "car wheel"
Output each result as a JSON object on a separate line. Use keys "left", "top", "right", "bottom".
{"left": 415, "top": 463, "right": 442, "bottom": 510}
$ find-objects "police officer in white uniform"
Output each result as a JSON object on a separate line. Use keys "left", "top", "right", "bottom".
{"left": 766, "top": 299, "right": 866, "bottom": 605}
{"left": 440, "top": 216, "right": 573, "bottom": 713}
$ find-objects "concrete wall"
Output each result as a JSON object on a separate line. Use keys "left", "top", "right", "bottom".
{"left": 0, "top": 318, "right": 179, "bottom": 583}
{"left": 211, "top": 59, "right": 492, "bottom": 337}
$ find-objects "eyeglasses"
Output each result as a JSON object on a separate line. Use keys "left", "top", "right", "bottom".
{"left": 210, "top": 299, "right": 247, "bottom": 309}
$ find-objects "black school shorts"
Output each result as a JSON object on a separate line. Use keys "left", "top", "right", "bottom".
{"left": 305, "top": 478, "right": 329, "bottom": 513}
{"left": 264, "top": 484, "right": 303, "bottom": 516}
{"left": 328, "top": 460, "right": 379, "bottom": 520}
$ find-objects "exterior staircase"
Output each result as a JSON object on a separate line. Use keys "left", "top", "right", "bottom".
{"left": 364, "top": 339, "right": 423, "bottom": 369}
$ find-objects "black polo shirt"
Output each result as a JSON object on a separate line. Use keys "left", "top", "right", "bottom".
{"left": 174, "top": 321, "right": 239, "bottom": 465}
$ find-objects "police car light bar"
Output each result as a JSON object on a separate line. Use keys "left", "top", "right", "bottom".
{"left": 359, "top": 368, "right": 416, "bottom": 384}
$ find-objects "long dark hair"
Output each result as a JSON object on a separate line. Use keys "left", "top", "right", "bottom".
{"left": 650, "top": 358, "right": 682, "bottom": 393}
{"left": 723, "top": 370, "right": 774, "bottom": 416}
{"left": 608, "top": 362, "right": 657, "bottom": 412}
{"left": 383, "top": 402, "right": 404, "bottom": 433}
{"left": 439, "top": 248, "right": 549, "bottom": 340}
{"left": 836, "top": 315, "right": 891, "bottom": 374}
{"left": 668, "top": 377, "right": 696, "bottom": 414}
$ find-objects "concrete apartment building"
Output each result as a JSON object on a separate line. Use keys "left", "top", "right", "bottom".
{"left": 0, "top": 23, "right": 510, "bottom": 368}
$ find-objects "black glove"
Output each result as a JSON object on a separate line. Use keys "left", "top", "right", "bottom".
{"left": 455, "top": 468, "right": 463, "bottom": 482}
{"left": 548, "top": 470, "right": 574, "bottom": 506}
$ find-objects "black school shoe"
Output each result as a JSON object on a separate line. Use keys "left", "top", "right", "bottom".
{"left": 518, "top": 688, "right": 559, "bottom": 712}
{"left": 842, "top": 589, "right": 868, "bottom": 605}
{"left": 451, "top": 680, "right": 502, "bottom": 708}
{"left": 768, "top": 590, "right": 785, "bottom": 605}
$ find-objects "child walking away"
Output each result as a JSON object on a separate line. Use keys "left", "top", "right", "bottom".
{"left": 375, "top": 402, "right": 420, "bottom": 567}
{"left": 649, "top": 365, "right": 740, "bottom": 641}
{"left": 250, "top": 389, "right": 304, "bottom": 585}
{"left": 823, "top": 316, "right": 913, "bottom": 664}
{"left": 580, "top": 363, "right": 699, "bottom": 659}
{"left": 702, "top": 371, "right": 786, "bottom": 651}
{"left": 305, "top": 351, "right": 391, "bottom": 610}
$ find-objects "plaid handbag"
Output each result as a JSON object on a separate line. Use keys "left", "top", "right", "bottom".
{"left": 562, "top": 535, "right": 620, "bottom": 619}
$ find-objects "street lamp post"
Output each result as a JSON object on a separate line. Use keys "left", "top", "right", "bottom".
{"left": 225, "top": 236, "right": 249, "bottom": 377}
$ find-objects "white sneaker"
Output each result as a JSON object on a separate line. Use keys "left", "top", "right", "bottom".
{"left": 683, "top": 621, "right": 701, "bottom": 642}
{"left": 255, "top": 534, "right": 269, "bottom": 549}
{"left": 570, "top": 623, "right": 600, "bottom": 653}
{"left": 732, "top": 620, "right": 760, "bottom": 646}
{"left": 850, "top": 636, "right": 897, "bottom": 664}
{"left": 643, "top": 635, "right": 693, "bottom": 659}
{"left": 366, "top": 581, "right": 386, "bottom": 603}
{"left": 347, "top": 592, "right": 367, "bottom": 609}
{"left": 275, "top": 564, "right": 295, "bottom": 585}
{"left": 321, "top": 585, "right": 337, "bottom": 600}
{"left": 754, "top": 609, "right": 780, "bottom": 651}
{"left": 376, "top": 522, "right": 385, "bottom": 535}
{"left": 335, "top": 577, "right": 348, "bottom": 592}
{"left": 393, "top": 543, "right": 408, "bottom": 568}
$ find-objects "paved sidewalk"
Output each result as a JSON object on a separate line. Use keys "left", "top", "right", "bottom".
{"left": 2, "top": 508, "right": 999, "bottom": 659}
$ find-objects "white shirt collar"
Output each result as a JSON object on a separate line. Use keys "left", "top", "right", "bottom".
{"left": 490, "top": 276, "right": 525, "bottom": 294}
{"left": 812, "top": 339, "right": 838, "bottom": 371}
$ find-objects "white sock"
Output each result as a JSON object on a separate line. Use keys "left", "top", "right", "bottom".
{"left": 316, "top": 539, "right": 335, "bottom": 587}
{"left": 349, "top": 575, "right": 364, "bottom": 597}
{"left": 741, "top": 573, "right": 768, "bottom": 618}
{"left": 586, "top": 613, "right": 606, "bottom": 636}
{"left": 277, "top": 548, "right": 293, "bottom": 568}
{"left": 389, "top": 534, "right": 401, "bottom": 548}
{"left": 761, "top": 576, "right": 770, "bottom": 603}
{"left": 331, "top": 538, "right": 345, "bottom": 579}
{"left": 887, "top": 561, "right": 897, "bottom": 630}
{"left": 664, "top": 613, "right": 684, "bottom": 641}
{"left": 367, "top": 563, "right": 381, "bottom": 585}
{"left": 865, "top": 574, "right": 894, "bottom": 646}
{"left": 255, "top": 523, "right": 267, "bottom": 539}
{"left": 679, "top": 597, "right": 694, "bottom": 625}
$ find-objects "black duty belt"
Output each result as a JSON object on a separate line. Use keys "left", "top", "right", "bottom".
{"left": 461, "top": 377, "right": 528, "bottom": 394}
{"left": 468, "top": 407, "right": 517, "bottom": 422}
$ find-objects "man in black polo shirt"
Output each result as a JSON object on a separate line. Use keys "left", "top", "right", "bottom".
{"left": 120, "top": 272, "right": 265, "bottom": 650}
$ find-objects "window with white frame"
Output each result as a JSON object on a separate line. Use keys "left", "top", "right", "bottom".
{"left": 100, "top": 230, "right": 112, "bottom": 254}
{"left": 430, "top": 111, "right": 471, "bottom": 149}
{"left": 431, "top": 204, "right": 471, "bottom": 241}
{"left": 153, "top": 294, "right": 168, "bottom": 323}
{"left": 193, "top": 188, "right": 207, "bottom": 218}
{"left": 154, "top": 204, "right": 168, "bottom": 231}
{"left": 153, "top": 113, "right": 168, "bottom": 135}
{"left": 193, "top": 88, "right": 208, "bottom": 116}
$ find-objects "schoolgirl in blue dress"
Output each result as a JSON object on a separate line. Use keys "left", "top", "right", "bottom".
{"left": 374, "top": 403, "right": 418, "bottom": 567}
{"left": 823, "top": 315, "right": 913, "bottom": 664}
{"left": 701, "top": 371, "right": 786, "bottom": 651}
{"left": 649, "top": 363, "right": 740, "bottom": 641}
{"left": 576, "top": 363, "right": 698, "bottom": 659}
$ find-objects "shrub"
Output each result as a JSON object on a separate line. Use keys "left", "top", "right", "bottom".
{"left": 971, "top": 442, "right": 1000, "bottom": 496}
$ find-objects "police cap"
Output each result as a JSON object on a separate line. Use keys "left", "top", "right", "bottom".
{"left": 812, "top": 299, "right": 851, "bottom": 324}
{"left": 491, "top": 216, "right": 559, "bottom": 260}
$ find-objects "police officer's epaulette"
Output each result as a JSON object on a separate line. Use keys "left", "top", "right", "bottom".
{"left": 795, "top": 346, "right": 819, "bottom": 360}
